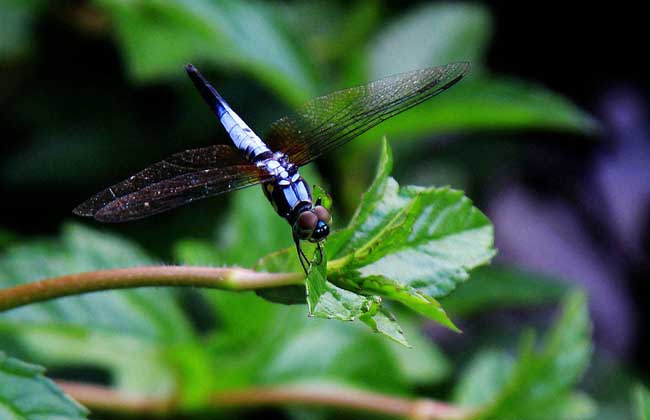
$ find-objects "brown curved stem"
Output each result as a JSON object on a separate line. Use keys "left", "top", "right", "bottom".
{"left": 0, "top": 266, "right": 303, "bottom": 312}
{"left": 57, "top": 381, "right": 475, "bottom": 420}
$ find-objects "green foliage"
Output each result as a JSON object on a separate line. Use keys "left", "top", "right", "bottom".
{"left": 327, "top": 142, "right": 495, "bottom": 298}
{"left": 0, "top": 221, "right": 452, "bottom": 411}
{"left": 455, "top": 291, "right": 594, "bottom": 420}
{"left": 634, "top": 385, "right": 650, "bottom": 420}
{"left": 331, "top": 139, "right": 494, "bottom": 324}
{"left": 369, "top": 3, "right": 491, "bottom": 78}
{"left": 0, "top": 224, "right": 195, "bottom": 395}
{"left": 0, "top": 352, "right": 88, "bottom": 419}
{"left": 0, "top": 0, "right": 611, "bottom": 418}
{"left": 95, "top": 0, "right": 317, "bottom": 105}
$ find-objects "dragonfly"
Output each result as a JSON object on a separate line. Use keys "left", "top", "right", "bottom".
{"left": 74, "top": 62, "right": 470, "bottom": 273}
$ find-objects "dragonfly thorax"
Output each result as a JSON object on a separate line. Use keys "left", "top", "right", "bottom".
{"left": 260, "top": 153, "right": 311, "bottom": 218}
{"left": 258, "top": 152, "right": 330, "bottom": 242}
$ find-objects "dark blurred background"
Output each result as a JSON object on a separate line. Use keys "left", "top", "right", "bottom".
{"left": 1, "top": 0, "right": 648, "bottom": 416}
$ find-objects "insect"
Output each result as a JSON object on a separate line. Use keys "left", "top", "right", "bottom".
{"left": 74, "top": 62, "right": 470, "bottom": 273}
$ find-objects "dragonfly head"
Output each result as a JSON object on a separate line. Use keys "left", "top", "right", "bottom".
{"left": 293, "top": 205, "right": 331, "bottom": 242}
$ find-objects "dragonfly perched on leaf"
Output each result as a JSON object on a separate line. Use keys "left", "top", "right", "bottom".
{"left": 74, "top": 62, "right": 470, "bottom": 273}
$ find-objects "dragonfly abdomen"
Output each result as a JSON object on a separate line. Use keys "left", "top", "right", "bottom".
{"left": 185, "top": 64, "right": 271, "bottom": 162}
{"left": 214, "top": 100, "right": 271, "bottom": 162}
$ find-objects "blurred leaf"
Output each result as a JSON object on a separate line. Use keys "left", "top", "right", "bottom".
{"left": 197, "top": 289, "right": 446, "bottom": 396}
{"left": 0, "top": 0, "right": 45, "bottom": 60}
{"left": 539, "top": 393, "right": 598, "bottom": 420}
{"left": 0, "top": 352, "right": 88, "bottom": 419}
{"left": 453, "top": 349, "right": 515, "bottom": 406}
{"left": 470, "top": 291, "right": 593, "bottom": 420}
{"left": 383, "top": 311, "right": 451, "bottom": 384}
{"left": 174, "top": 238, "right": 222, "bottom": 266}
{"left": 95, "top": 0, "right": 317, "bottom": 106}
{"left": 441, "top": 266, "right": 568, "bottom": 316}
{"left": 279, "top": 0, "right": 380, "bottom": 66}
{"left": 258, "top": 318, "right": 409, "bottom": 393}
{"left": 0, "top": 224, "right": 197, "bottom": 395}
{"left": 634, "top": 385, "right": 650, "bottom": 420}
{"left": 369, "top": 3, "right": 491, "bottom": 79}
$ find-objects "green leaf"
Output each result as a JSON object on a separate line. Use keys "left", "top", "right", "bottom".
{"left": 369, "top": 3, "right": 491, "bottom": 78}
{"left": 306, "top": 249, "right": 339, "bottom": 319}
{"left": 634, "top": 385, "right": 650, "bottom": 420}
{"left": 471, "top": 291, "right": 593, "bottom": 420}
{"left": 312, "top": 184, "right": 333, "bottom": 212}
{"left": 95, "top": 0, "right": 317, "bottom": 106}
{"left": 0, "top": 352, "right": 88, "bottom": 419}
{"left": 305, "top": 248, "right": 408, "bottom": 346}
{"left": 441, "top": 266, "right": 568, "bottom": 316}
{"left": 359, "top": 306, "right": 408, "bottom": 347}
{"left": 328, "top": 139, "right": 494, "bottom": 330}
{"left": 0, "top": 224, "right": 197, "bottom": 395}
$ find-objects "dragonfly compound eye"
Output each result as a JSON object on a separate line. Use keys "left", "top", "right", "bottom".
{"left": 295, "top": 211, "right": 318, "bottom": 239}
{"left": 313, "top": 205, "right": 332, "bottom": 224}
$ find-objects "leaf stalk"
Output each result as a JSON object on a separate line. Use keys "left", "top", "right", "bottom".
{"left": 0, "top": 266, "right": 303, "bottom": 311}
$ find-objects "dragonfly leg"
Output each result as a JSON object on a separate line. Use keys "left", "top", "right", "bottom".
{"left": 314, "top": 242, "right": 323, "bottom": 265}
{"left": 294, "top": 234, "right": 311, "bottom": 275}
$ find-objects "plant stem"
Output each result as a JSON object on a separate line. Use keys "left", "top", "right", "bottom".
{"left": 0, "top": 266, "right": 303, "bottom": 311}
{"left": 57, "top": 381, "right": 475, "bottom": 420}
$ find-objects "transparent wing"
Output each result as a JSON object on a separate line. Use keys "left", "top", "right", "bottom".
{"left": 266, "top": 62, "right": 470, "bottom": 165}
{"left": 73, "top": 144, "right": 269, "bottom": 222}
